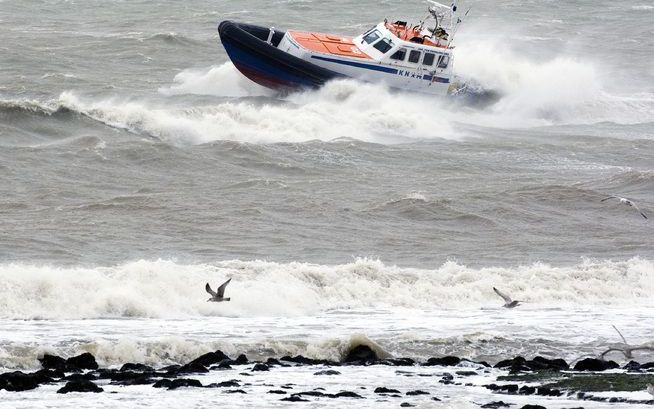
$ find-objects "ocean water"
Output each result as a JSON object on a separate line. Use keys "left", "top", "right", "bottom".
{"left": 1, "top": 0, "right": 654, "bottom": 407}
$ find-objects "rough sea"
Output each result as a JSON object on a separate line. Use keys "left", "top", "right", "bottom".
{"left": 1, "top": 0, "right": 653, "bottom": 407}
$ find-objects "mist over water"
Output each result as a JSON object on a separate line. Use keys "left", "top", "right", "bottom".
{"left": 1, "top": 2, "right": 653, "bottom": 402}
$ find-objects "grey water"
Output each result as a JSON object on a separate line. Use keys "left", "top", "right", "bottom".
{"left": 1, "top": 0, "right": 653, "bottom": 269}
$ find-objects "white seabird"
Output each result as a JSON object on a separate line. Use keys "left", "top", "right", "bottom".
{"left": 648, "top": 383, "right": 654, "bottom": 397}
{"left": 493, "top": 287, "right": 521, "bottom": 308}
{"left": 206, "top": 278, "right": 232, "bottom": 302}
{"left": 601, "top": 196, "right": 648, "bottom": 219}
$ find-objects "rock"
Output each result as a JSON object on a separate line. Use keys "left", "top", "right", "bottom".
{"left": 314, "top": 370, "right": 341, "bottom": 376}
{"left": 39, "top": 354, "right": 68, "bottom": 371}
{"left": 66, "top": 353, "right": 99, "bottom": 370}
{"left": 520, "top": 406, "right": 546, "bottom": 409}
{"left": 623, "top": 361, "right": 641, "bottom": 371}
{"left": 424, "top": 356, "right": 461, "bottom": 366}
{"left": 235, "top": 354, "right": 249, "bottom": 365}
{"left": 334, "top": 391, "right": 363, "bottom": 398}
{"left": 63, "top": 373, "right": 97, "bottom": 382}
{"left": 456, "top": 371, "right": 478, "bottom": 376}
{"left": 281, "top": 355, "right": 327, "bottom": 366}
{"left": 57, "top": 380, "right": 103, "bottom": 394}
{"left": 268, "top": 389, "right": 287, "bottom": 394}
{"left": 0, "top": 371, "right": 44, "bottom": 392}
{"left": 375, "top": 386, "right": 401, "bottom": 394}
{"left": 187, "top": 350, "right": 230, "bottom": 368}
{"left": 573, "top": 358, "right": 619, "bottom": 371}
{"left": 152, "top": 379, "right": 173, "bottom": 388}
{"left": 343, "top": 345, "right": 378, "bottom": 363}
{"left": 481, "top": 402, "right": 512, "bottom": 409}
{"left": 640, "top": 361, "right": 654, "bottom": 370}
{"left": 207, "top": 380, "right": 240, "bottom": 388}
{"left": 34, "top": 368, "right": 64, "bottom": 380}
{"left": 252, "top": 363, "right": 270, "bottom": 372}
{"left": 400, "top": 403, "right": 415, "bottom": 407}
{"left": 519, "top": 386, "right": 536, "bottom": 395}
{"left": 281, "top": 396, "right": 309, "bottom": 402}
{"left": 406, "top": 390, "right": 429, "bottom": 396}
{"left": 176, "top": 362, "right": 209, "bottom": 374}
{"left": 266, "top": 358, "right": 282, "bottom": 366}
{"left": 527, "top": 356, "right": 569, "bottom": 371}
{"left": 380, "top": 358, "right": 415, "bottom": 367}
{"left": 225, "top": 389, "right": 247, "bottom": 394}
{"left": 500, "top": 384, "right": 519, "bottom": 394}
{"left": 120, "top": 363, "right": 154, "bottom": 372}
{"left": 165, "top": 379, "right": 203, "bottom": 389}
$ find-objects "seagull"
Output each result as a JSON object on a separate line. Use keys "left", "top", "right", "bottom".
{"left": 647, "top": 383, "right": 654, "bottom": 397}
{"left": 493, "top": 287, "right": 521, "bottom": 308}
{"left": 206, "top": 278, "right": 232, "bottom": 302}
{"left": 601, "top": 196, "right": 648, "bottom": 219}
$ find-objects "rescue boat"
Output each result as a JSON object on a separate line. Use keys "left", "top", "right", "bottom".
{"left": 218, "top": 1, "right": 468, "bottom": 96}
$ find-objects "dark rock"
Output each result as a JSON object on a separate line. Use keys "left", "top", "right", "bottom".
{"left": 406, "top": 390, "right": 429, "bottom": 396}
{"left": 39, "top": 354, "right": 67, "bottom": 371}
{"left": 380, "top": 358, "right": 415, "bottom": 367}
{"left": 481, "top": 402, "right": 512, "bottom": 409}
{"left": 214, "top": 361, "right": 232, "bottom": 370}
{"left": 0, "top": 371, "right": 44, "bottom": 392}
{"left": 167, "top": 378, "right": 203, "bottom": 389}
{"left": 432, "top": 397, "right": 442, "bottom": 401}
{"left": 252, "top": 363, "right": 269, "bottom": 372}
{"left": 160, "top": 364, "right": 180, "bottom": 372}
{"left": 519, "top": 386, "right": 536, "bottom": 395}
{"left": 527, "top": 356, "right": 569, "bottom": 371}
{"left": 34, "top": 368, "right": 64, "bottom": 380}
{"left": 400, "top": 403, "right": 415, "bottom": 407}
{"left": 623, "top": 361, "right": 641, "bottom": 371}
{"left": 266, "top": 358, "right": 282, "bottom": 366}
{"left": 456, "top": 371, "right": 478, "bottom": 376}
{"left": 537, "top": 387, "right": 562, "bottom": 397}
{"left": 520, "top": 406, "right": 546, "bottom": 409}
{"left": 314, "top": 370, "right": 341, "bottom": 376}
{"left": 343, "top": 345, "right": 378, "bottom": 363}
{"left": 207, "top": 380, "right": 240, "bottom": 388}
{"left": 176, "top": 362, "right": 209, "bottom": 374}
{"left": 281, "top": 396, "right": 309, "bottom": 402}
{"left": 495, "top": 357, "right": 526, "bottom": 368}
{"left": 64, "top": 373, "right": 97, "bottom": 382}
{"left": 573, "top": 358, "right": 619, "bottom": 371}
{"left": 57, "top": 380, "right": 103, "bottom": 394}
{"left": 281, "top": 385, "right": 294, "bottom": 389}
{"left": 425, "top": 356, "right": 461, "bottom": 367}
{"left": 66, "top": 353, "right": 99, "bottom": 370}
{"left": 375, "top": 387, "right": 401, "bottom": 394}
{"left": 500, "top": 384, "right": 519, "bottom": 394}
{"left": 120, "top": 363, "right": 154, "bottom": 372}
{"left": 640, "top": 362, "right": 654, "bottom": 370}
{"left": 111, "top": 374, "right": 154, "bottom": 386}
{"left": 225, "top": 389, "right": 247, "bottom": 394}
{"left": 269, "top": 389, "right": 287, "bottom": 394}
{"left": 152, "top": 379, "right": 172, "bottom": 388}
{"left": 334, "top": 391, "right": 363, "bottom": 398}
{"left": 187, "top": 350, "right": 230, "bottom": 368}
{"left": 235, "top": 354, "right": 249, "bottom": 365}
{"left": 281, "top": 355, "right": 325, "bottom": 366}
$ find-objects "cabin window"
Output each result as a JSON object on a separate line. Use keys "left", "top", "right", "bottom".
{"left": 408, "top": 50, "right": 421, "bottom": 64}
{"left": 362, "top": 30, "right": 381, "bottom": 44}
{"left": 423, "top": 53, "right": 435, "bottom": 66}
{"left": 390, "top": 48, "right": 407, "bottom": 61}
{"left": 373, "top": 38, "right": 394, "bottom": 54}
{"left": 437, "top": 55, "right": 450, "bottom": 68}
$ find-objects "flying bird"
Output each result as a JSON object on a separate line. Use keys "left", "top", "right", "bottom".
{"left": 206, "top": 278, "right": 232, "bottom": 302}
{"left": 493, "top": 287, "right": 521, "bottom": 308}
{"left": 601, "top": 196, "right": 648, "bottom": 219}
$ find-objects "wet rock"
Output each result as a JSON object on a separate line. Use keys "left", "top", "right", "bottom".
{"left": 623, "top": 361, "right": 641, "bottom": 371}
{"left": 252, "top": 363, "right": 270, "bottom": 372}
{"left": 266, "top": 358, "right": 282, "bottom": 366}
{"left": 207, "top": 380, "right": 240, "bottom": 388}
{"left": 314, "top": 370, "right": 341, "bottom": 376}
{"left": 34, "top": 368, "right": 64, "bottom": 380}
{"left": 640, "top": 361, "right": 654, "bottom": 370}
{"left": 160, "top": 364, "right": 180, "bottom": 373}
{"left": 573, "top": 358, "right": 619, "bottom": 371}
{"left": 66, "top": 353, "right": 99, "bottom": 371}
{"left": 176, "top": 362, "right": 209, "bottom": 374}
{"left": 375, "top": 387, "right": 401, "bottom": 394}
{"left": 481, "top": 402, "right": 512, "bottom": 408}
{"left": 211, "top": 361, "right": 232, "bottom": 370}
{"left": 281, "top": 396, "right": 309, "bottom": 402}
{"left": 527, "top": 357, "right": 569, "bottom": 371}
{"left": 432, "top": 397, "right": 442, "bottom": 401}
{"left": 281, "top": 355, "right": 330, "bottom": 366}
{"left": 0, "top": 371, "right": 45, "bottom": 392}
{"left": 152, "top": 379, "right": 173, "bottom": 388}
{"left": 406, "top": 390, "right": 429, "bottom": 396}
{"left": 424, "top": 356, "right": 461, "bottom": 367}
{"left": 380, "top": 358, "right": 415, "bottom": 367}
{"left": 39, "top": 354, "right": 68, "bottom": 371}
{"left": 520, "top": 406, "right": 546, "bottom": 409}
{"left": 537, "top": 387, "right": 562, "bottom": 397}
{"left": 400, "top": 403, "right": 415, "bottom": 407}
{"left": 268, "top": 389, "right": 287, "bottom": 394}
{"left": 334, "top": 391, "right": 364, "bottom": 398}
{"left": 57, "top": 380, "right": 103, "bottom": 394}
{"left": 225, "top": 389, "right": 246, "bottom": 394}
{"left": 519, "top": 386, "right": 536, "bottom": 395}
{"left": 165, "top": 378, "right": 203, "bottom": 389}
{"left": 495, "top": 357, "right": 531, "bottom": 372}
{"left": 111, "top": 374, "right": 154, "bottom": 386}
{"left": 235, "top": 354, "right": 249, "bottom": 365}
{"left": 187, "top": 350, "right": 230, "bottom": 368}
{"left": 441, "top": 373, "right": 454, "bottom": 381}
{"left": 120, "top": 363, "right": 154, "bottom": 372}
{"left": 343, "top": 345, "right": 378, "bottom": 364}
{"left": 456, "top": 371, "right": 478, "bottom": 377}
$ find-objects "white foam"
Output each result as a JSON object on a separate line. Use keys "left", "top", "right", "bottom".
{"left": 0, "top": 258, "right": 652, "bottom": 320}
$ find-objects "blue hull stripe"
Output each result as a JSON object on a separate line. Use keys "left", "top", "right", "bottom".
{"left": 311, "top": 55, "right": 399, "bottom": 74}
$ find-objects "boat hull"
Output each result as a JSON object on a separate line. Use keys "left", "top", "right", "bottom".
{"left": 218, "top": 21, "right": 342, "bottom": 90}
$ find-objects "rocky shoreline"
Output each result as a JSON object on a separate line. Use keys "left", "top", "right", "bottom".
{"left": 1, "top": 345, "right": 653, "bottom": 408}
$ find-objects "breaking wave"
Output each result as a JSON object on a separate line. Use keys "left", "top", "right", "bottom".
{"left": 0, "top": 258, "right": 652, "bottom": 320}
